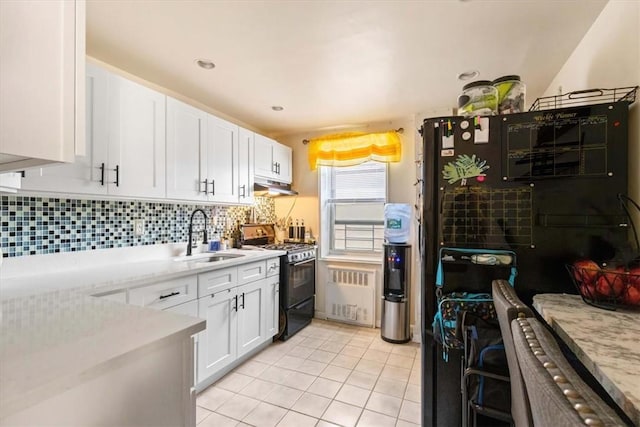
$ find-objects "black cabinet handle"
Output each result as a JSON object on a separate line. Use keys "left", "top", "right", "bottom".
{"left": 272, "top": 162, "right": 277, "bottom": 173}
{"left": 201, "top": 179, "right": 209, "bottom": 194}
{"left": 113, "top": 165, "right": 120, "bottom": 187}
{"left": 210, "top": 179, "right": 215, "bottom": 195}
{"left": 159, "top": 291, "right": 180, "bottom": 300}
{"left": 277, "top": 163, "right": 281, "bottom": 174}
{"left": 233, "top": 295, "right": 238, "bottom": 311}
{"left": 240, "top": 185, "right": 246, "bottom": 197}
{"left": 99, "top": 163, "right": 105, "bottom": 186}
{"left": 240, "top": 292, "right": 245, "bottom": 309}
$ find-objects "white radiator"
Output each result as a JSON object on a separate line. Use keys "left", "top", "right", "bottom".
{"left": 326, "top": 265, "right": 376, "bottom": 327}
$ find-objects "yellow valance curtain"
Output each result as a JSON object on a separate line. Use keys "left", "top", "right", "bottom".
{"left": 307, "top": 130, "right": 402, "bottom": 170}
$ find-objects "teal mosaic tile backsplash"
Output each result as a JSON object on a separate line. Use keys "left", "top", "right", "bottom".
{"left": 0, "top": 196, "right": 275, "bottom": 258}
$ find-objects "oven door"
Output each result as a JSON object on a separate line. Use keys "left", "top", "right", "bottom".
{"left": 285, "top": 258, "right": 315, "bottom": 308}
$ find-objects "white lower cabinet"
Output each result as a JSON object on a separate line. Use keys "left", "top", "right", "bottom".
{"left": 197, "top": 288, "right": 238, "bottom": 383}
{"left": 128, "top": 275, "right": 197, "bottom": 310}
{"left": 96, "top": 257, "right": 281, "bottom": 390}
{"left": 195, "top": 257, "right": 280, "bottom": 388}
{"left": 95, "top": 290, "right": 127, "bottom": 304}
{"left": 265, "top": 275, "right": 280, "bottom": 337}
{"left": 237, "top": 279, "right": 266, "bottom": 358}
{"left": 164, "top": 299, "right": 198, "bottom": 317}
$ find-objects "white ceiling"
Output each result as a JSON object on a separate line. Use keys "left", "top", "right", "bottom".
{"left": 87, "top": 0, "right": 608, "bottom": 137}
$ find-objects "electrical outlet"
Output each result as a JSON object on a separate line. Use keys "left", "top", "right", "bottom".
{"left": 133, "top": 219, "right": 144, "bottom": 236}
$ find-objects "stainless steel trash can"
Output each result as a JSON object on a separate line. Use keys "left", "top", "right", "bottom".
{"left": 381, "top": 244, "right": 411, "bottom": 343}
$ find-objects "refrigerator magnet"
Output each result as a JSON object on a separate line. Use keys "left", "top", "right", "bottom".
{"left": 441, "top": 149, "right": 455, "bottom": 157}
{"left": 442, "top": 154, "right": 489, "bottom": 185}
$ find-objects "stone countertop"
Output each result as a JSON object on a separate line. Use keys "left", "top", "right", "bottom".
{"left": 0, "top": 290, "right": 205, "bottom": 418}
{"left": 0, "top": 246, "right": 286, "bottom": 299}
{"left": 0, "top": 245, "right": 285, "bottom": 420}
{"left": 532, "top": 293, "right": 640, "bottom": 425}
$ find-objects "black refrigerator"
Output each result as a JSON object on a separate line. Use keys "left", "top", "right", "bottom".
{"left": 419, "top": 101, "right": 632, "bottom": 426}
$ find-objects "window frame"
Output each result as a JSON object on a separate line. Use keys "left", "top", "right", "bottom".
{"left": 319, "top": 161, "right": 388, "bottom": 260}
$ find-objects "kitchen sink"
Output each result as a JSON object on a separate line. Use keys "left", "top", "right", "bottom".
{"left": 174, "top": 253, "right": 246, "bottom": 263}
{"left": 192, "top": 254, "right": 245, "bottom": 263}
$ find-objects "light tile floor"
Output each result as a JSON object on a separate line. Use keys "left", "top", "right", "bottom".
{"left": 196, "top": 319, "right": 421, "bottom": 427}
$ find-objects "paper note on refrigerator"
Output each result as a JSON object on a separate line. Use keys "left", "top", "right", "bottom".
{"left": 442, "top": 134, "right": 454, "bottom": 149}
{"left": 474, "top": 117, "right": 489, "bottom": 144}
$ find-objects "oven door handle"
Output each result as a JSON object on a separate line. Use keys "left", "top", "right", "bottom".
{"left": 291, "top": 258, "right": 315, "bottom": 267}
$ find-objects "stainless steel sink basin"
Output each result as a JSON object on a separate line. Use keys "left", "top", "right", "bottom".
{"left": 192, "top": 254, "right": 245, "bottom": 263}
{"left": 174, "top": 252, "right": 246, "bottom": 263}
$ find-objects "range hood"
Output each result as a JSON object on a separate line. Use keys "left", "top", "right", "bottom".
{"left": 253, "top": 177, "right": 298, "bottom": 197}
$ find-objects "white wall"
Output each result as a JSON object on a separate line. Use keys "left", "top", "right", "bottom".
{"left": 542, "top": 0, "right": 640, "bottom": 231}
{"left": 274, "top": 116, "right": 419, "bottom": 333}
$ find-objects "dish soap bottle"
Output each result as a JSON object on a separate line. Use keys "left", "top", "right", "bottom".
{"left": 209, "top": 229, "right": 220, "bottom": 252}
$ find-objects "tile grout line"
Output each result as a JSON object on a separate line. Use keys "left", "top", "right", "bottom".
{"left": 198, "top": 319, "right": 421, "bottom": 427}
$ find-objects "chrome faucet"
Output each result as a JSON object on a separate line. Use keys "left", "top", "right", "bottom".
{"left": 186, "top": 208, "right": 208, "bottom": 256}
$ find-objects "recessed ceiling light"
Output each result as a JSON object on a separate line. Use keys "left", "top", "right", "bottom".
{"left": 195, "top": 59, "right": 215, "bottom": 70}
{"left": 271, "top": 106, "right": 284, "bottom": 111}
{"left": 457, "top": 70, "right": 479, "bottom": 81}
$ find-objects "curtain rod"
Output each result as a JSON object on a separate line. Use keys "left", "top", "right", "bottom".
{"left": 302, "top": 127, "right": 404, "bottom": 145}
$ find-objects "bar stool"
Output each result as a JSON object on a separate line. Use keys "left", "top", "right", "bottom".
{"left": 512, "top": 317, "right": 627, "bottom": 426}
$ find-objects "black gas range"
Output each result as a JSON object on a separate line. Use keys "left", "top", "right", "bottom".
{"left": 261, "top": 242, "right": 317, "bottom": 264}
{"left": 242, "top": 224, "right": 316, "bottom": 340}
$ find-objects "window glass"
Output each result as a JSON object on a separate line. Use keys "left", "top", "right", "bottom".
{"left": 320, "top": 161, "right": 387, "bottom": 257}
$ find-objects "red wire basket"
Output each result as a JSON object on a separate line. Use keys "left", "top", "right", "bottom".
{"left": 566, "top": 264, "right": 640, "bottom": 310}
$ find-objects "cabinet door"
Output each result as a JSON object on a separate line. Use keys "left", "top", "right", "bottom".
{"left": 238, "top": 128, "right": 254, "bottom": 205}
{"left": 264, "top": 276, "right": 280, "bottom": 339}
{"left": 107, "top": 73, "right": 166, "bottom": 198}
{"left": 22, "top": 62, "right": 108, "bottom": 195}
{"left": 272, "top": 143, "right": 292, "bottom": 184}
{"left": 0, "top": 0, "right": 84, "bottom": 171}
{"left": 237, "top": 279, "right": 266, "bottom": 357}
{"left": 254, "top": 134, "right": 275, "bottom": 179}
{"left": 166, "top": 98, "right": 208, "bottom": 201}
{"left": 197, "top": 289, "right": 238, "bottom": 383}
{"left": 206, "top": 116, "right": 239, "bottom": 203}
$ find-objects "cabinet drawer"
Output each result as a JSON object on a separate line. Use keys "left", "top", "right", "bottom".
{"left": 129, "top": 275, "right": 197, "bottom": 310}
{"left": 199, "top": 267, "right": 238, "bottom": 297}
{"left": 266, "top": 258, "right": 280, "bottom": 278}
{"left": 238, "top": 261, "right": 266, "bottom": 285}
{"left": 164, "top": 299, "right": 198, "bottom": 317}
{"left": 94, "top": 290, "right": 127, "bottom": 304}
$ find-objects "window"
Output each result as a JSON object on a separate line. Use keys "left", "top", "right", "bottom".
{"left": 320, "top": 161, "right": 387, "bottom": 257}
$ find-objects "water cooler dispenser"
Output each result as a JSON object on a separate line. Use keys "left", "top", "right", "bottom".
{"left": 381, "top": 243, "right": 411, "bottom": 343}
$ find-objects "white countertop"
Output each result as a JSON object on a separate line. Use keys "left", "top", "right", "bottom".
{"left": 0, "top": 244, "right": 285, "bottom": 419}
{"left": 533, "top": 293, "right": 640, "bottom": 425}
{"left": 0, "top": 244, "right": 285, "bottom": 299}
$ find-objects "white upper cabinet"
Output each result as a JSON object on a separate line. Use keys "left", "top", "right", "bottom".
{"left": 238, "top": 128, "right": 255, "bottom": 205}
{"left": 254, "top": 134, "right": 292, "bottom": 184}
{"left": 22, "top": 63, "right": 108, "bottom": 195}
{"left": 207, "top": 116, "right": 239, "bottom": 204}
{"left": 166, "top": 99, "right": 253, "bottom": 205}
{"left": 0, "top": 0, "right": 85, "bottom": 172}
{"left": 166, "top": 98, "right": 208, "bottom": 201}
{"left": 107, "top": 73, "right": 166, "bottom": 198}
{"left": 21, "top": 59, "right": 272, "bottom": 204}
{"left": 273, "top": 142, "right": 292, "bottom": 184}
{"left": 23, "top": 63, "right": 166, "bottom": 199}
